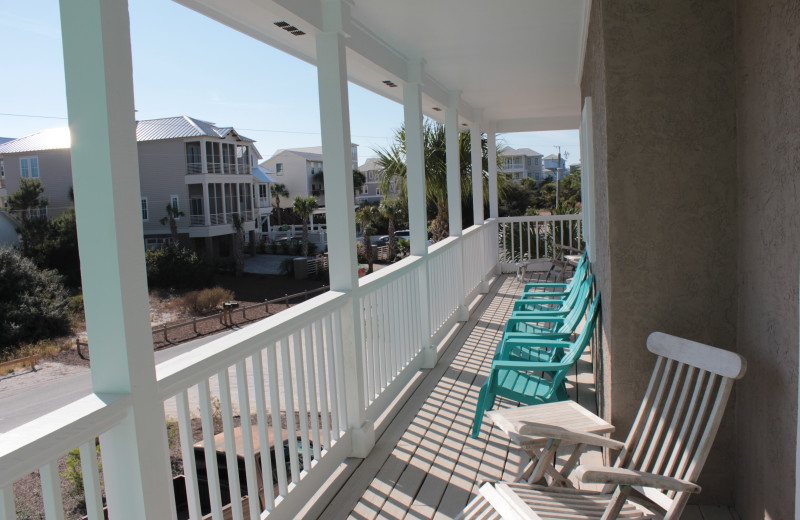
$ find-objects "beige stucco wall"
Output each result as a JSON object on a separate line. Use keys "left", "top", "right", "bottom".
{"left": 733, "top": 1, "right": 800, "bottom": 518}
{"left": 580, "top": 0, "right": 739, "bottom": 504}
{"left": 2, "top": 148, "right": 74, "bottom": 218}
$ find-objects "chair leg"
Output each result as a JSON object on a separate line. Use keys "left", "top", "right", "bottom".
{"left": 472, "top": 384, "right": 494, "bottom": 438}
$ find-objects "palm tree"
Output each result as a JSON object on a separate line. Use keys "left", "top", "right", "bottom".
{"left": 270, "top": 183, "right": 289, "bottom": 226}
{"left": 310, "top": 169, "right": 368, "bottom": 200}
{"left": 356, "top": 205, "right": 381, "bottom": 273}
{"left": 379, "top": 197, "right": 407, "bottom": 261}
{"left": 292, "top": 196, "right": 318, "bottom": 257}
{"left": 374, "top": 121, "right": 509, "bottom": 242}
{"left": 159, "top": 203, "right": 185, "bottom": 244}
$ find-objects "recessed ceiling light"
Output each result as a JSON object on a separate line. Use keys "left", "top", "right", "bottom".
{"left": 274, "top": 21, "right": 289, "bottom": 27}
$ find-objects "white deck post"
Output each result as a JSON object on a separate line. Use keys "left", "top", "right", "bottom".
{"left": 403, "top": 59, "right": 434, "bottom": 367}
{"left": 316, "top": 0, "right": 374, "bottom": 458}
{"left": 470, "top": 120, "right": 484, "bottom": 226}
{"left": 446, "top": 92, "right": 468, "bottom": 320}
{"left": 59, "top": 0, "right": 173, "bottom": 518}
{"left": 487, "top": 127, "right": 500, "bottom": 275}
{"left": 202, "top": 182, "right": 211, "bottom": 226}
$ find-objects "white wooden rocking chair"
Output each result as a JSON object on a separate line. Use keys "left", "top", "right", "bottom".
{"left": 459, "top": 332, "right": 747, "bottom": 520}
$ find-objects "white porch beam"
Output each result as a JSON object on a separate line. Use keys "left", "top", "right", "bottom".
{"left": 470, "top": 119, "right": 484, "bottom": 225}
{"left": 495, "top": 115, "right": 581, "bottom": 133}
{"left": 445, "top": 91, "right": 462, "bottom": 237}
{"left": 59, "top": 0, "right": 173, "bottom": 518}
{"left": 315, "top": 0, "right": 374, "bottom": 458}
{"left": 487, "top": 126, "right": 499, "bottom": 219}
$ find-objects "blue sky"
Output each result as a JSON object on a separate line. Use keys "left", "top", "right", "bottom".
{"left": 0, "top": 0, "right": 580, "bottom": 165}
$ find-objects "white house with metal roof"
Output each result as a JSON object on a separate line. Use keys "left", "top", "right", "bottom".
{"left": 0, "top": 116, "right": 261, "bottom": 255}
{"left": 499, "top": 146, "right": 544, "bottom": 182}
{"left": 261, "top": 143, "right": 358, "bottom": 207}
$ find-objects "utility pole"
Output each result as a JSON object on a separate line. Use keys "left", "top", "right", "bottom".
{"left": 553, "top": 145, "right": 561, "bottom": 211}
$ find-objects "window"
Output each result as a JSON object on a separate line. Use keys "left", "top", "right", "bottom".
{"left": 141, "top": 197, "right": 149, "bottom": 221}
{"left": 20, "top": 157, "right": 39, "bottom": 179}
{"left": 170, "top": 195, "right": 180, "bottom": 219}
{"left": 535, "top": 157, "right": 540, "bottom": 165}
{"left": 1, "top": 159, "right": 4, "bottom": 178}
{"left": 190, "top": 198, "right": 203, "bottom": 219}
{"left": 276, "top": 163, "right": 283, "bottom": 175}
{"left": 259, "top": 184, "right": 268, "bottom": 199}
{"left": 236, "top": 145, "right": 250, "bottom": 173}
{"left": 527, "top": 158, "right": 531, "bottom": 166}
{"left": 185, "top": 142, "right": 201, "bottom": 174}
{"left": 206, "top": 142, "right": 221, "bottom": 173}
{"left": 222, "top": 143, "right": 235, "bottom": 174}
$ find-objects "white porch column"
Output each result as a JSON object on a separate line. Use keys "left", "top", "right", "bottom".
{"left": 445, "top": 91, "right": 462, "bottom": 237}
{"left": 470, "top": 119, "right": 484, "bottom": 226}
{"left": 487, "top": 126, "right": 499, "bottom": 219}
{"left": 59, "top": 0, "right": 173, "bottom": 518}
{"left": 202, "top": 182, "right": 211, "bottom": 226}
{"left": 221, "top": 183, "right": 228, "bottom": 223}
{"left": 446, "top": 91, "right": 468, "bottom": 320}
{"left": 316, "top": 0, "right": 374, "bottom": 458}
{"left": 403, "top": 59, "right": 434, "bottom": 367}
{"left": 200, "top": 140, "right": 207, "bottom": 174}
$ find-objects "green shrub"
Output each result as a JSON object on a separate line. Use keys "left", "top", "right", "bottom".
{"left": 180, "top": 287, "right": 235, "bottom": 314}
{"left": 62, "top": 442, "right": 102, "bottom": 500}
{"left": 68, "top": 294, "right": 84, "bottom": 318}
{"left": 0, "top": 248, "right": 72, "bottom": 354}
{"left": 145, "top": 243, "right": 213, "bottom": 290}
{"left": 395, "top": 238, "right": 411, "bottom": 257}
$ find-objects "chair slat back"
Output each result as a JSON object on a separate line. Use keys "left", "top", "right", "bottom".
{"left": 611, "top": 333, "right": 745, "bottom": 519}
{"left": 554, "top": 275, "right": 594, "bottom": 334}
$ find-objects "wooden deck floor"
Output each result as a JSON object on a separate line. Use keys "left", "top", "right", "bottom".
{"left": 317, "top": 274, "right": 737, "bottom": 520}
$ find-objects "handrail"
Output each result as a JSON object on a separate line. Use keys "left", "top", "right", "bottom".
{"left": 157, "top": 290, "right": 348, "bottom": 399}
{"left": 0, "top": 393, "right": 130, "bottom": 488}
{"left": 497, "top": 214, "right": 580, "bottom": 223}
{"left": 428, "top": 235, "right": 459, "bottom": 255}
{"left": 358, "top": 254, "right": 423, "bottom": 290}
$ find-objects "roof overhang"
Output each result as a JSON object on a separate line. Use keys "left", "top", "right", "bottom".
{"left": 172, "top": 0, "right": 589, "bottom": 132}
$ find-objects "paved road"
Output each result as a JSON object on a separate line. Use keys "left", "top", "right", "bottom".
{"left": 0, "top": 331, "right": 234, "bottom": 433}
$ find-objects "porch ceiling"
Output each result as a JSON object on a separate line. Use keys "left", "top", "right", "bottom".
{"left": 172, "top": 0, "right": 589, "bottom": 131}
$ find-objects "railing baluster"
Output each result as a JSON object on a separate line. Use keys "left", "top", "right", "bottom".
{"left": 217, "top": 368, "right": 244, "bottom": 520}
{"left": 374, "top": 289, "right": 386, "bottom": 394}
{"left": 361, "top": 295, "right": 374, "bottom": 404}
{"left": 235, "top": 360, "right": 261, "bottom": 520}
{"left": 294, "top": 329, "right": 312, "bottom": 473}
{"left": 177, "top": 390, "right": 203, "bottom": 519}
{"left": 79, "top": 440, "right": 104, "bottom": 520}
{"left": 280, "top": 337, "right": 300, "bottom": 484}
{"left": 304, "top": 326, "right": 323, "bottom": 462}
{"left": 266, "top": 345, "right": 288, "bottom": 496}
{"left": 199, "top": 378, "right": 224, "bottom": 519}
{"left": 39, "top": 461, "right": 64, "bottom": 520}
{"left": 332, "top": 310, "right": 348, "bottom": 432}
{"left": 323, "top": 315, "right": 341, "bottom": 441}
{"left": 251, "top": 351, "right": 276, "bottom": 511}
{"left": 314, "top": 319, "right": 332, "bottom": 451}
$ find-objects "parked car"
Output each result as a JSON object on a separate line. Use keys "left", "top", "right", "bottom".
{"left": 373, "top": 235, "right": 390, "bottom": 246}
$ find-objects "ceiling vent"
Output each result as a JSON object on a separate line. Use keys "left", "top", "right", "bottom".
{"left": 382, "top": 80, "right": 398, "bottom": 88}
{"left": 274, "top": 21, "right": 306, "bottom": 36}
{"left": 431, "top": 107, "right": 442, "bottom": 112}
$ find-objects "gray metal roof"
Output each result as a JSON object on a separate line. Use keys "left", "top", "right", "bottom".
{"left": 500, "top": 146, "right": 543, "bottom": 157}
{"left": 0, "top": 116, "right": 255, "bottom": 155}
{"left": 252, "top": 165, "right": 278, "bottom": 183}
{"left": 0, "top": 138, "right": 14, "bottom": 145}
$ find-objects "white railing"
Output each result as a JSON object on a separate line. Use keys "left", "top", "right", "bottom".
{"left": 427, "top": 237, "right": 464, "bottom": 338}
{"left": 358, "top": 257, "right": 426, "bottom": 415}
{"left": 0, "top": 220, "right": 500, "bottom": 520}
{"left": 497, "top": 214, "right": 584, "bottom": 272}
{"left": 190, "top": 214, "right": 205, "bottom": 226}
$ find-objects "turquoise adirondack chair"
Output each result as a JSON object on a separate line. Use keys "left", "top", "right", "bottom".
{"left": 472, "top": 295, "right": 601, "bottom": 438}
{"left": 496, "top": 275, "right": 595, "bottom": 363}
{"left": 520, "top": 252, "right": 589, "bottom": 301}
{"left": 522, "top": 251, "right": 588, "bottom": 295}
{"left": 512, "top": 272, "right": 593, "bottom": 316}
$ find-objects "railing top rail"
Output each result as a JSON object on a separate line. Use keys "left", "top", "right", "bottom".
{"left": 497, "top": 214, "right": 582, "bottom": 223}
{"left": 461, "top": 223, "right": 485, "bottom": 238}
{"left": 358, "top": 254, "right": 423, "bottom": 290}
{"left": 0, "top": 392, "right": 130, "bottom": 488}
{"left": 428, "top": 235, "right": 459, "bottom": 255}
{"left": 157, "top": 290, "right": 349, "bottom": 399}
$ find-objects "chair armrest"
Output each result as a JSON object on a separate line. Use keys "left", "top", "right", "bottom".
{"left": 521, "top": 291, "right": 569, "bottom": 299}
{"left": 517, "top": 422, "right": 624, "bottom": 450}
{"left": 574, "top": 466, "right": 701, "bottom": 494}
{"left": 512, "top": 309, "right": 570, "bottom": 318}
{"left": 515, "top": 298, "right": 566, "bottom": 308}
{"left": 524, "top": 282, "right": 568, "bottom": 290}
{"left": 504, "top": 332, "right": 573, "bottom": 341}
{"left": 491, "top": 360, "right": 572, "bottom": 372}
